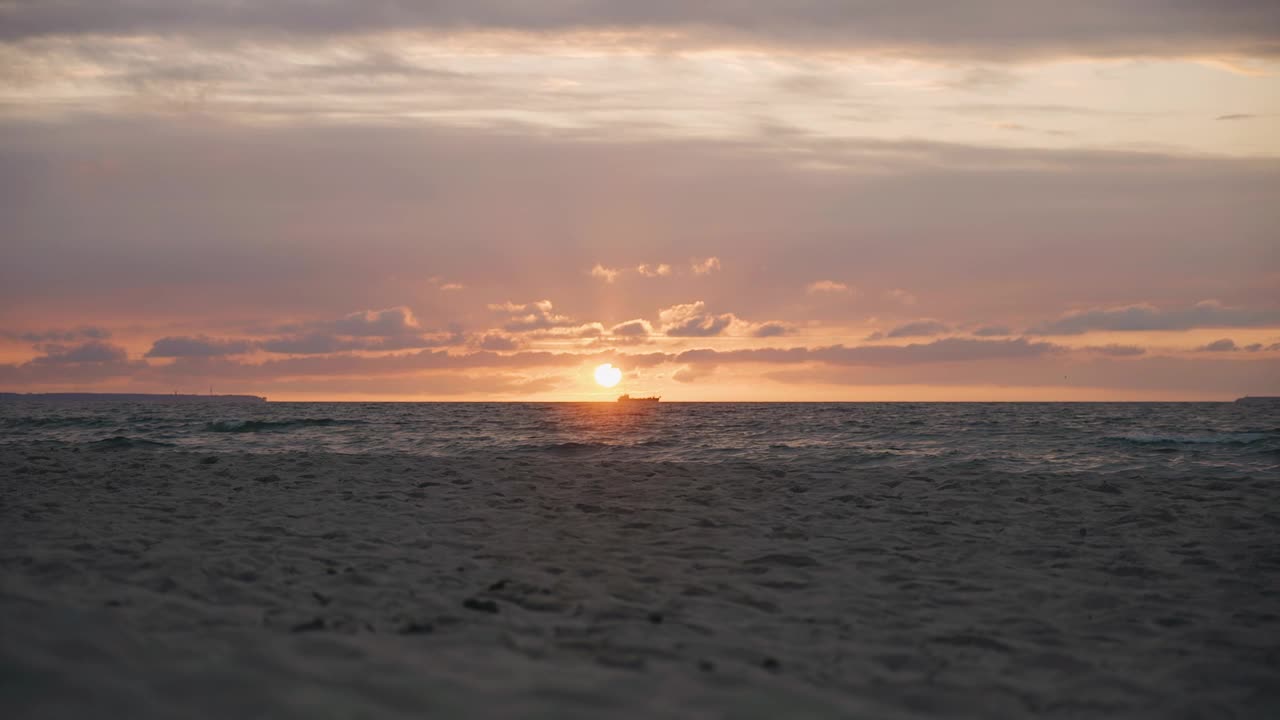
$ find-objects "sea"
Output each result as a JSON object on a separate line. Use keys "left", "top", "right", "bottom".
{"left": 2, "top": 400, "right": 1276, "bottom": 477}
{"left": 5, "top": 399, "right": 1280, "bottom": 717}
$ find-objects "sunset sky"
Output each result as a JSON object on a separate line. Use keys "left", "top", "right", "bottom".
{"left": 2, "top": 1, "right": 1278, "bottom": 400}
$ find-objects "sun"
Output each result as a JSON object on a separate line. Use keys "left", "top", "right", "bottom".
{"left": 593, "top": 363, "right": 622, "bottom": 388}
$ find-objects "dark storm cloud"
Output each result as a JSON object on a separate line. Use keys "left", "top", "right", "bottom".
{"left": 971, "top": 325, "right": 1012, "bottom": 337}
{"left": 885, "top": 320, "right": 951, "bottom": 338}
{"left": 146, "top": 335, "right": 254, "bottom": 358}
{"left": 2, "top": 1, "right": 1277, "bottom": 58}
{"left": 1029, "top": 302, "right": 1280, "bottom": 335}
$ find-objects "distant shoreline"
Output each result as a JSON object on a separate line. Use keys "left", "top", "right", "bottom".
{"left": 0, "top": 392, "right": 266, "bottom": 403}
{"left": 0, "top": 394, "right": 1272, "bottom": 404}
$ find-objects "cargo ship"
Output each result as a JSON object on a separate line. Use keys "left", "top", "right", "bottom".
{"left": 617, "top": 394, "right": 659, "bottom": 403}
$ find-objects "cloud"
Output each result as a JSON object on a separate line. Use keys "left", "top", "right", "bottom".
{"left": 1, "top": 327, "right": 112, "bottom": 343}
{"left": 1, "top": 330, "right": 1269, "bottom": 397}
{"left": 676, "top": 337, "right": 1062, "bottom": 367}
{"left": 610, "top": 319, "right": 654, "bottom": 337}
{"left": 258, "top": 325, "right": 464, "bottom": 354}
{"left": 1, "top": 117, "right": 1278, "bottom": 402}
{"left": 0, "top": 341, "right": 143, "bottom": 386}
{"left": 691, "top": 257, "right": 721, "bottom": 275}
{"left": 752, "top": 322, "right": 792, "bottom": 338}
{"left": 942, "top": 66, "right": 1021, "bottom": 92}
{"left": 526, "top": 323, "right": 606, "bottom": 339}
{"left": 590, "top": 264, "right": 621, "bottom": 283}
{"left": 1086, "top": 344, "right": 1146, "bottom": 357}
{"left": 1216, "top": 114, "right": 1256, "bottom": 121}
{"left": 329, "top": 306, "right": 420, "bottom": 336}
{"left": 253, "top": 373, "right": 561, "bottom": 398}
{"left": 885, "top": 319, "right": 950, "bottom": 338}
{"left": 659, "top": 301, "right": 736, "bottom": 337}
{"left": 807, "top": 280, "right": 850, "bottom": 295}
{"left": 636, "top": 263, "right": 672, "bottom": 278}
{"left": 593, "top": 261, "right": 697, "bottom": 281}
{"left": 137, "top": 349, "right": 626, "bottom": 385}
{"left": 30, "top": 341, "right": 129, "bottom": 365}
{"left": 972, "top": 325, "right": 1012, "bottom": 337}
{"left": 607, "top": 302, "right": 786, "bottom": 341}
{"left": 246, "top": 308, "right": 465, "bottom": 355}
{"left": 1029, "top": 301, "right": 1280, "bottom": 335}
{"left": 258, "top": 334, "right": 359, "bottom": 355}
{"left": 495, "top": 300, "right": 578, "bottom": 332}
{"left": 477, "top": 333, "right": 520, "bottom": 351}
{"left": 4, "top": 118, "right": 1277, "bottom": 344}
{"left": 672, "top": 365, "right": 716, "bottom": 383}
{"left": 487, "top": 302, "right": 527, "bottom": 313}
{"left": 427, "top": 276, "right": 464, "bottom": 292}
{"left": 1196, "top": 338, "right": 1239, "bottom": 352}
{"left": 993, "top": 121, "right": 1072, "bottom": 137}
{"left": 3, "top": 2, "right": 1277, "bottom": 58}
{"left": 763, "top": 355, "right": 1280, "bottom": 395}
{"left": 146, "top": 335, "right": 254, "bottom": 358}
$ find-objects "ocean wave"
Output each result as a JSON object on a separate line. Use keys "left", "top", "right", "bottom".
{"left": 1110, "top": 432, "right": 1271, "bottom": 446}
{"left": 0, "top": 416, "right": 113, "bottom": 428}
{"left": 537, "top": 441, "right": 614, "bottom": 453}
{"left": 204, "top": 418, "right": 356, "bottom": 433}
{"left": 89, "top": 436, "right": 174, "bottom": 449}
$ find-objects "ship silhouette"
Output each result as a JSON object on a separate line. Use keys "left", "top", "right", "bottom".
{"left": 616, "top": 394, "right": 659, "bottom": 403}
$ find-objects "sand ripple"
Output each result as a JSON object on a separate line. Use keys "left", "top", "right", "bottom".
{"left": 2, "top": 446, "right": 1278, "bottom": 718}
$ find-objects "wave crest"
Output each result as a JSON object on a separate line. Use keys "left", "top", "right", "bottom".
{"left": 204, "top": 418, "right": 353, "bottom": 433}
{"left": 1110, "top": 432, "right": 1270, "bottom": 446}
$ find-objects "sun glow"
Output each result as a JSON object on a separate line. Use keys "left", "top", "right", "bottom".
{"left": 593, "top": 363, "right": 622, "bottom": 388}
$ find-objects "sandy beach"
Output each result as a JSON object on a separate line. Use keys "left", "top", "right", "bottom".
{"left": 3, "top": 442, "right": 1277, "bottom": 718}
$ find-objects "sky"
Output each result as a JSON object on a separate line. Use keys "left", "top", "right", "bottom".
{"left": 1, "top": 1, "right": 1278, "bottom": 401}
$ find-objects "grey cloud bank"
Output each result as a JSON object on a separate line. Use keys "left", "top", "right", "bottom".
{"left": 2, "top": 1, "right": 1278, "bottom": 58}
{"left": 1030, "top": 302, "right": 1280, "bottom": 335}
{"left": 3, "top": 119, "right": 1275, "bottom": 335}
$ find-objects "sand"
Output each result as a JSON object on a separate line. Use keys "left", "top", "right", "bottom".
{"left": 2, "top": 444, "right": 1277, "bottom": 718}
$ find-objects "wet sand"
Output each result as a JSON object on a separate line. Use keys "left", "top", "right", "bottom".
{"left": 3, "top": 445, "right": 1278, "bottom": 718}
